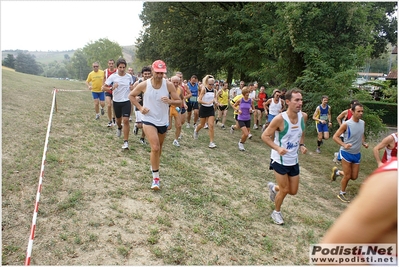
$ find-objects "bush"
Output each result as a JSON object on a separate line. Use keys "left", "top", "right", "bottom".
{"left": 361, "top": 101, "right": 397, "bottom": 126}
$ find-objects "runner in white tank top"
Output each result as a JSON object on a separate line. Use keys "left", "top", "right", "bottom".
{"left": 261, "top": 88, "right": 308, "bottom": 225}
{"left": 129, "top": 60, "right": 182, "bottom": 191}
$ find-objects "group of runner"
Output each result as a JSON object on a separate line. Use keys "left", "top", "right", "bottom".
{"left": 86, "top": 60, "right": 397, "bottom": 230}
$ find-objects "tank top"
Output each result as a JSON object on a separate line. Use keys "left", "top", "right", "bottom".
{"left": 237, "top": 98, "right": 252, "bottom": 121}
{"left": 188, "top": 82, "right": 199, "bottom": 101}
{"left": 258, "top": 92, "right": 267, "bottom": 109}
{"left": 347, "top": 109, "right": 353, "bottom": 120}
{"left": 269, "top": 98, "right": 282, "bottom": 115}
{"left": 105, "top": 68, "right": 117, "bottom": 93}
{"left": 382, "top": 133, "right": 398, "bottom": 163}
{"left": 271, "top": 112, "right": 305, "bottom": 166}
{"left": 317, "top": 104, "right": 329, "bottom": 122}
{"left": 372, "top": 158, "right": 397, "bottom": 174}
{"left": 142, "top": 78, "right": 169, "bottom": 126}
{"left": 202, "top": 87, "right": 214, "bottom": 107}
{"left": 218, "top": 89, "right": 229, "bottom": 105}
{"left": 342, "top": 118, "right": 365, "bottom": 154}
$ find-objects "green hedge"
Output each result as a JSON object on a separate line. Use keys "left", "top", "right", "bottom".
{"left": 362, "top": 101, "right": 397, "bottom": 126}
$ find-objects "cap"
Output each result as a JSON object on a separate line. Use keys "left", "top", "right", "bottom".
{"left": 152, "top": 60, "right": 167, "bottom": 73}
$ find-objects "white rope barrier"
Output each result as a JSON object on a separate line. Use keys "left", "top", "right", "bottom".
{"left": 25, "top": 88, "right": 87, "bottom": 265}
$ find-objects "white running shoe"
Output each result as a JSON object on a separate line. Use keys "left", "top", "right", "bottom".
{"left": 253, "top": 124, "right": 258, "bottom": 130}
{"left": 193, "top": 128, "right": 199, "bottom": 139}
{"left": 238, "top": 142, "right": 245, "bottom": 151}
{"left": 116, "top": 127, "right": 122, "bottom": 137}
{"left": 268, "top": 182, "right": 276, "bottom": 202}
{"left": 107, "top": 121, "right": 113, "bottom": 127}
{"left": 248, "top": 133, "right": 253, "bottom": 139}
{"left": 186, "top": 123, "right": 190, "bottom": 129}
{"left": 230, "top": 125, "right": 235, "bottom": 134}
{"left": 204, "top": 123, "right": 209, "bottom": 129}
{"left": 173, "top": 139, "right": 180, "bottom": 147}
{"left": 208, "top": 142, "right": 217, "bottom": 148}
{"left": 271, "top": 211, "right": 284, "bottom": 225}
{"left": 95, "top": 114, "right": 100, "bottom": 120}
{"left": 122, "top": 141, "right": 129, "bottom": 149}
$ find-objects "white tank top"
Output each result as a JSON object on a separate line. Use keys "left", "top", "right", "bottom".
{"left": 202, "top": 88, "right": 215, "bottom": 107}
{"left": 271, "top": 112, "right": 304, "bottom": 166}
{"left": 142, "top": 78, "right": 169, "bottom": 126}
{"left": 269, "top": 98, "right": 282, "bottom": 115}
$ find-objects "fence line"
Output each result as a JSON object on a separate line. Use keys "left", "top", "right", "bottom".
{"left": 25, "top": 88, "right": 87, "bottom": 265}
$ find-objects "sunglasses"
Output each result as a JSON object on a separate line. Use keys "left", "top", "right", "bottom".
{"left": 93, "top": 66, "right": 99, "bottom": 68}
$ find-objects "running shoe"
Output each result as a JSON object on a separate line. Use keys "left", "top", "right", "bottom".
{"left": 122, "top": 141, "right": 129, "bottom": 149}
{"left": 268, "top": 182, "right": 276, "bottom": 202}
{"left": 221, "top": 124, "right": 226, "bottom": 130}
{"left": 253, "top": 124, "right": 258, "bottom": 130}
{"left": 116, "top": 127, "right": 122, "bottom": 137}
{"left": 209, "top": 142, "right": 217, "bottom": 148}
{"left": 186, "top": 123, "right": 190, "bottom": 129}
{"left": 333, "top": 152, "right": 339, "bottom": 164}
{"left": 95, "top": 114, "right": 100, "bottom": 120}
{"left": 271, "top": 211, "right": 284, "bottom": 225}
{"left": 330, "top": 166, "right": 338, "bottom": 181}
{"left": 316, "top": 148, "right": 321, "bottom": 154}
{"left": 173, "top": 139, "right": 180, "bottom": 147}
{"left": 238, "top": 142, "right": 245, "bottom": 151}
{"left": 140, "top": 138, "right": 146, "bottom": 145}
{"left": 129, "top": 116, "right": 132, "bottom": 122}
{"left": 204, "top": 123, "right": 209, "bottom": 129}
{"left": 133, "top": 125, "right": 138, "bottom": 135}
{"left": 337, "top": 193, "right": 350, "bottom": 203}
{"left": 101, "top": 108, "right": 104, "bottom": 116}
{"left": 151, "top": 178, "right": 160, "bottom": 190}
{"left": 107, "top": 121, "right": 113, "bottom": 127}
{"left": 230, "top": 125, "right": 235, "bottom": 134}
{"left": 248, "top": 133, "right": 253, "bottom": 139}
{"left": 193, "top": 128, "right": 199, "bottom": 139}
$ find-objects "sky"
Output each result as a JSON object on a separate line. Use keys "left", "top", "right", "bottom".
{"left": 1, "top": 1, "right": 144, "bottom": 51}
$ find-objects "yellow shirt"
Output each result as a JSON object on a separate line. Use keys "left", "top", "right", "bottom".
{"left": 218, "top": 89, "right": 229, "bottom": 105}
{"left": 86, "top": 70, "right": 105, "bottom": 92}
{"left": 230, "top": 94, "right": 243, "bottom": 115}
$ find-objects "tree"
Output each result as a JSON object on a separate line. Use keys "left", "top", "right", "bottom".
{"left": 2, "top": 54, "right": 16, "bottom": 69}
{"left": 82, "top": 38, "right": 123, "bottom": 69}
{"left": 15, "top": 52, "right": 42, "bottom": 75}
{"left": 70, "top": 49, "right": 91, "bottom": 80}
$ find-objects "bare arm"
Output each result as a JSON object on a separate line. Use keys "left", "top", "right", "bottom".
{"left": 165, "top": 81, "right": 182, "bottom": 106}
{"left": 312, "top": 106, "right": 320, "bottom": 122}
{"left": 373, "top": 134, "right": 395, "bottom": 167}
{"left": 321, "top": 169, "right": 397, "bottom": 243}
{"left": 336, "top": 110, "right": 348, "bottom": 126}
{"left": 333, "top": 123, "right": 350, "bottom": 149}
{"left": 129, "top": 81, "right": 147, "bottom": 113}
{"left": 261, "top": 114, "right": 287, "bottom": 155}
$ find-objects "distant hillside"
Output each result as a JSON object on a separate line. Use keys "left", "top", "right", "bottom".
{"left": 2, "top": 46, "right": 136, "bottom": 65}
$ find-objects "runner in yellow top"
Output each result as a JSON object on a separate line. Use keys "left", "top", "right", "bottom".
{"left": 216, "top": 82, "right": 230, "bottom": 129}
{"left": 85, "top": 61, "right": 105, "bottom": 120}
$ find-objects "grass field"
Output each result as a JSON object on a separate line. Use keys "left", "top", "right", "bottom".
{"left": 2, "top": 68, "right": 392, "bottom": 265}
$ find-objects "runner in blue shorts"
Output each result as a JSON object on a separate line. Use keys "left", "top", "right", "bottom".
{"left": 312, "top": 95, "right": 332, "bottom": 154}
{"left": 331, "top": 103, "right": 368, "bottom": 203}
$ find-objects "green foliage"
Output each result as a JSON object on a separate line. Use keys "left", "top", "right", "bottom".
{"left": 2, "top": 54, "right": 15, "bottom": 69}
{"left": 137, "top": 2, "right": 396, "bottom": 89}
{"left": 14, "top": 52, "right": 42, "bottom": 75}
{"left": 82, "top": 38, "right": 123, "bottom": 69}
{"left": 362, "top": 100, "right": 398, "bottom": 126}
{"left": 70, "top": 49, "right": 91, "bottom": 80}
